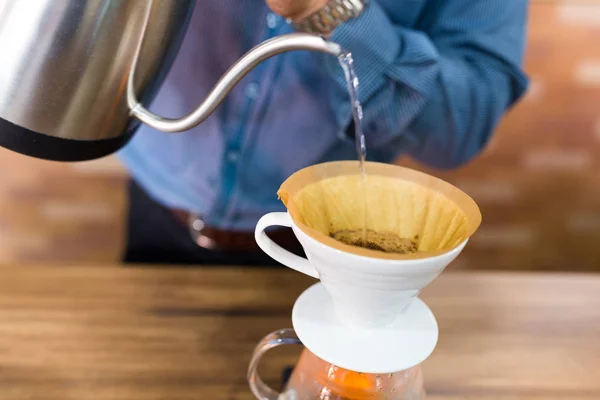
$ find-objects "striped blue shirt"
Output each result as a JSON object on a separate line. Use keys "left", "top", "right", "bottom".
{"left": 119, "top": 0, "right": 528, "bottom": 231}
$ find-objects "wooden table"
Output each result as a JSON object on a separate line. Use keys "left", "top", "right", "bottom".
{"left": 0, "top": 266, "right": 598, "bottom": 399}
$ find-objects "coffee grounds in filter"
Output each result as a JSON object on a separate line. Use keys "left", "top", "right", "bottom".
{"left": 331, "top": 229, "right": 418, "bottom": 254}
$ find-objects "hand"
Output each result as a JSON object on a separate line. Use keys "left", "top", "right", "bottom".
{"left": 266, "top": 0, "right": 329, "bottom": 21}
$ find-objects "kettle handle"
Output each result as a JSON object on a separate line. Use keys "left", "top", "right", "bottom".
{"left": 127, "top": 33, "right": 342, "bottom": 133}
{"left": 247, "top": 329, "right": 303, "bottom": 400}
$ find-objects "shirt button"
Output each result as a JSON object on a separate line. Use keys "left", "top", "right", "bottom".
{"left": 245, "top": 82, "right": 260, "bottom": 99}
{"left": 266, "top": 13, "right": 279, "bottom": 29}
{"left": 227, "top": 151, "right": 239, "bottom": 163}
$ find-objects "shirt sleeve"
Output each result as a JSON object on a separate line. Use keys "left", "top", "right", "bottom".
{"left": 323, "top": 0, "right": 529, "bottom": 168}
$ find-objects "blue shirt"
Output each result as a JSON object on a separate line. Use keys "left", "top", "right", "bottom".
{"left": 119, "top": 0, "right": 528, "bottom": 231}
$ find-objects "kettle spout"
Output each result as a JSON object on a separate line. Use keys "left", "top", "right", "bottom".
{"left": 129, "top": 33, "right": 343, "bottom": 133}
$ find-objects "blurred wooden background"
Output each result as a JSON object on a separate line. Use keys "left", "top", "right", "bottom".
{"left": 0, "top": 1, "right": 598, "bottom": 271}
{"left": 0, "top": 154, "right": 127, "bottom": 264}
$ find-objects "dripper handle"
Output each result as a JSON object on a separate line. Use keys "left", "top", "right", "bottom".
{"left": 247, "top": 329, "right": 302, "bottom": 400}
{"left": 255, "top": 213, "right": 319, "bottom": 279}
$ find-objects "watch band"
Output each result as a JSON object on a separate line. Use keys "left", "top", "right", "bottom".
{"left": 292, "top": 0, "right": 367, "bottom": 36}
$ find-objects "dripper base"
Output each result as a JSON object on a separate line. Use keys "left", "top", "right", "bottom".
{"left": 292, "top": 282, "right": 439, "bottom": 374}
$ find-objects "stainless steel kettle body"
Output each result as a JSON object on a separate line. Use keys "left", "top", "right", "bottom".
{"left": 0, "top": 0, "right": 341, "bottom": 161}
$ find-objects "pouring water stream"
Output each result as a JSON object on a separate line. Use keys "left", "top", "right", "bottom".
{"left": 338, "top": 52, "right": 368, "bottom": 243}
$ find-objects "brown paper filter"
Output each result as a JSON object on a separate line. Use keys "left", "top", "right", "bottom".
{"left": 278, "top": 161, "right": 481, "bottom": 260}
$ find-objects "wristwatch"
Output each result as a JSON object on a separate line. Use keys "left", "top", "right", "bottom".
{"left": 292, "top": 0, "right": 368, "bottom": 37}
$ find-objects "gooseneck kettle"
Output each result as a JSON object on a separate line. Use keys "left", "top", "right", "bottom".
{"left": 0, "top": 0, "right": 341, "bottom": 161}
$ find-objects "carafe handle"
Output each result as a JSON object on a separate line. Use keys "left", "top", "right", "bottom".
{"left": 248, "top": 329, "right": 303, "bottom": 400}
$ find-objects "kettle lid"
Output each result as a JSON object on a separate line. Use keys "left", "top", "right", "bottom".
{"left": 292, "top": 283, "right": 439, "bottom": 374}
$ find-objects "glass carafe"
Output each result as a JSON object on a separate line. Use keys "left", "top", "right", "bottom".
{"left": 248, "top": 329, "right": 426, "bottom": 400}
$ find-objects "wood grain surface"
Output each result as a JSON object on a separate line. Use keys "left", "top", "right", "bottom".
{"left": 0, "top": 266, "right": 597, "bottom": 399}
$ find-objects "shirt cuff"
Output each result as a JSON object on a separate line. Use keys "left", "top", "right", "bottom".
{"left": 325, "top": 0, "right": 401, "bottom": 114}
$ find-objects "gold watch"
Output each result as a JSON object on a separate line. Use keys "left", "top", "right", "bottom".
{"left": 292, "top": 0, "right": 368, "bottom": 37}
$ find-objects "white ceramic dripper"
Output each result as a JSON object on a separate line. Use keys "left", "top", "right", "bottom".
{"left": 257, "top": 211, "right": 467, "bottom": 328}
{"left": 255, "top": 161, "right": 481, "bottom": 373}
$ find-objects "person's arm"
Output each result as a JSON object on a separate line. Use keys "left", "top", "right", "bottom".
{"left": 321, "top": 0, "right": 529, "bottom": 168}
